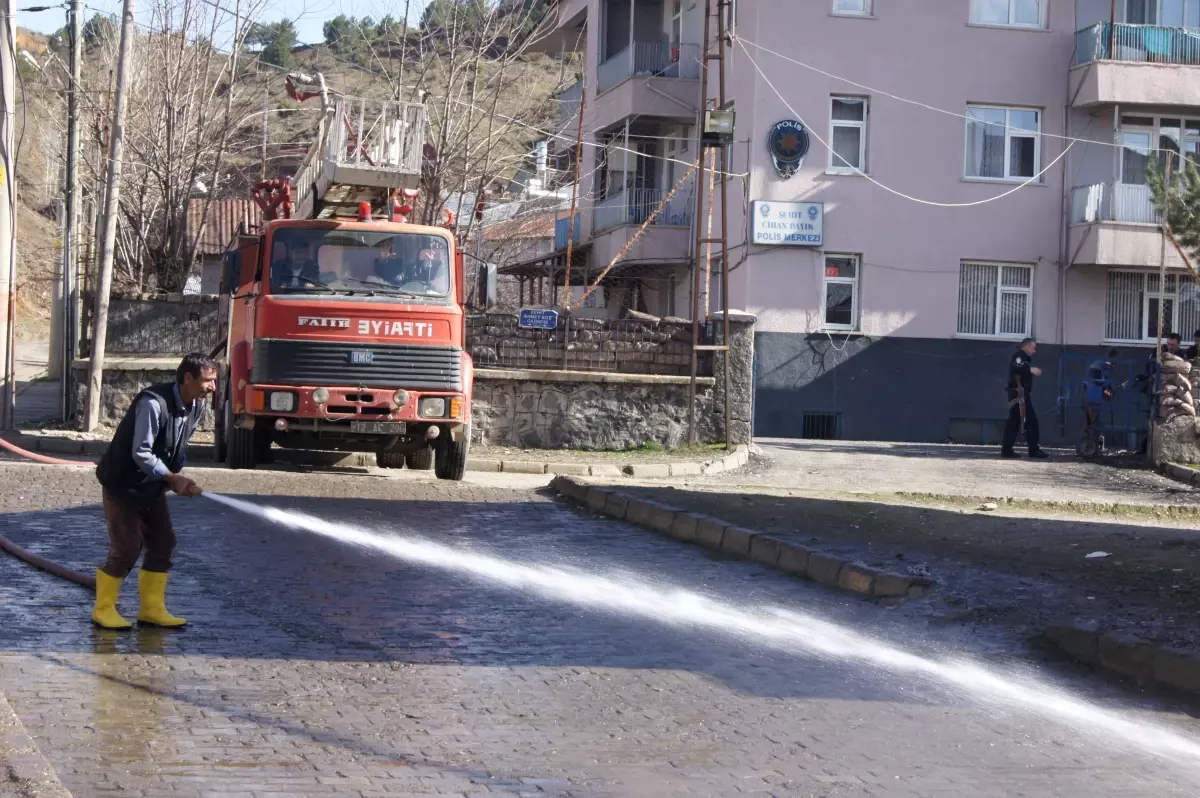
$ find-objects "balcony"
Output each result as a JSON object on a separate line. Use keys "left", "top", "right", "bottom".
{"left": 1068, "top": 182, "right": 1187, "bottom": 268}
{"left": 589, "top": 188, "right": 694, "bottom": 268}
{"left": 1070, "top": 182, "right": 1160, "bottom": 225}
{"left": 1071, "top": 23, "right": 1200, "bottom": 107}
{"left": 593, "top": 188, "right": 694, "bottom": 232}
{"left": 597, "top": 41, "right": 701, "bottom": 93}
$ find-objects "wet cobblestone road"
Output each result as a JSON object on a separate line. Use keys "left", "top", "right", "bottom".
{"left": 2, "top": 462, "right": 1200, "bottom": 797}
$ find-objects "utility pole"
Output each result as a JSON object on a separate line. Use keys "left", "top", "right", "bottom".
{"left": 0, "top": 0, "right": 17, "bottom": 430}
{"left": 84, "top": 0, "right": 136, "bottom": 431}
{"left": 61, "top": 0, "right": 83, "bottom": 419}
{"left": 260, "top": 81, "right": 268, "bottom": 180}
{"left": 688, "top": 0, "right": 732, "bottom": 448}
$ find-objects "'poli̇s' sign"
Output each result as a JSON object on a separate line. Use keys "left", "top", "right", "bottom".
{"left": 751, "top": 201, "right": 824, "bottom": 247}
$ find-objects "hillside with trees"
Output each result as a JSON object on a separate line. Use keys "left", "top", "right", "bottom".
{"left": 11, "top": 0, "right": 567, "bottom": 324}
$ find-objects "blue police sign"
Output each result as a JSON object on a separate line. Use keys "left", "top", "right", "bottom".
{"left": 519, "top": 308, "right": 559, "bottom": 330}
{"left": 767, "top": 120, "right": 810, "bottom": 179}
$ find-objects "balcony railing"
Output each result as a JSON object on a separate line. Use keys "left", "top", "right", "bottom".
{"left": 555, "top": 213, "right": 581, "bottom": 250}
{"left": 1070, "top": 182, "right": 1162, "bottom": 225}
{"left": 593, "top": 187, "right": 694, "bottom": 232}
{"left": 597, "top": 41, "right": 701, "bottom": 93}
{"left": 1074, "top": 22, "right": 1200, "bottom": 67}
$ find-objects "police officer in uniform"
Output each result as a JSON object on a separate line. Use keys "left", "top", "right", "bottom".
{"left": 1001, "top": 337, "right": 1049, "bottom": 459}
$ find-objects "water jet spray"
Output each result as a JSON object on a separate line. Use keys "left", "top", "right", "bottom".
{"left": 201, "top": 490, "right": 1200, "bottom": 768}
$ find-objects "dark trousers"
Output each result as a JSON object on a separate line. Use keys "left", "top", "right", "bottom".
{"left": 100, "top": 488, "right": 176, "bottom": 578}
{"left": 1002, "top": 397, "right": 1040, "bottom": 453}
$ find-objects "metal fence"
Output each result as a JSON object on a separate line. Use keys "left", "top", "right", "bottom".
{"left": 1075, "top": 22, "right": 1200, "bottom": 67}
{"left": 466, "top": 314, "right": 711, "bottom": 377}
{"left": 593, "top": 187, "right": 694, "bottom": 232}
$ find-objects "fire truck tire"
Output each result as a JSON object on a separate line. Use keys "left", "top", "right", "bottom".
{"left": 225, "top": 403, "right": 258, "bottom": 471}
{"left": 405, "top": 447, "right": 434, "bottom": 470}
{"left": 434, "top": 426, "right": 469, "bottom": 481}
{"left": 215, "top": 405, "right": 228, "bottom": 464}
{"left": 375, "top": 450, "right": 406, "bottom": 469}
{"left": 255, "top": 428, "right": 275, "bottom": 464}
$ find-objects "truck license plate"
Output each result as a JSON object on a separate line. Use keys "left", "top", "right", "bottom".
{"left": 350, "top": 421, "right": 406, "bottom": 435}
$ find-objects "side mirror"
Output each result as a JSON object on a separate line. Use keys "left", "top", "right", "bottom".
{"left": 482, "top": 263, "right": 497, "bottom": 309}
{"left": 220, "top": 252, "right": 240, "bottom": 295}
{"left": 454, "top": 250, "right": 465, "bottom": 307}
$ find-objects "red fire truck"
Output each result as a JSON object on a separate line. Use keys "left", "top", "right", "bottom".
{"left": 213, "top": 73, "right": 472, "bottom": 478}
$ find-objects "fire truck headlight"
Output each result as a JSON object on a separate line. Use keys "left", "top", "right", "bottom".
{"left": 312, "top": 387, "right": 330, "bottom": 405}
{"left": 268, "top": 391, "right": 297, "bottom": 413}
{"left": 418, "top": 397, "right": 447, "bottom": 418}
{"left": 393, "top": 389, "right": 410, "bottom": 407}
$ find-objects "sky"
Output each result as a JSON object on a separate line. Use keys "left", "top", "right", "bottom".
{"left": 19, "top": 0, "right": 435, "bottom": 47}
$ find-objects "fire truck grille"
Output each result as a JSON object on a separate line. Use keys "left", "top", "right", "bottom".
{"left": 253, "top": 339, "right": 463, "bottom": 391}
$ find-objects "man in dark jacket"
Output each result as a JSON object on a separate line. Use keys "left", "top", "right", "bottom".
{"left": 91, "top": 353, "right": 216, "bottom": 629}
{"left": 1001, "top": 337, "right": 1049, "bottom": 459}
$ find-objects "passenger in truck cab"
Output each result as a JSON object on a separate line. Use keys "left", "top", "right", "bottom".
{"left": 412, "top": 247, "right": 450, "bottom": 295}
{"left": 270, "top": 237, "right": 321, "bottom": 291}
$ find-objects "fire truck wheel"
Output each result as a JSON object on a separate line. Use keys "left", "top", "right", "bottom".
{"left": 226, "top": 402, "right": 258, "bottom": 471}
{"left": 405, "top": 447, "right": 434, "bottom": 470}
{"left": 434, "top": 425, "right": 469, "bottom": 481}
{"left": 254, "top": 428, "right": 275, "bottom": 464}
{"left": 215, "top": 404, "right": 228, "bottom": 464}
{"left": 375, "top": 450, "right": 406, "bottom": 469}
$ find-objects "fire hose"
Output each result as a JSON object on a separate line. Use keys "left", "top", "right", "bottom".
{"left": 0, "top": 436, "right": 97, "bottom": 589}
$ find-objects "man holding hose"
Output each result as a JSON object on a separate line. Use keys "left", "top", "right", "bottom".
{"left": 91, "top": 353, "right": 216, "bottom": 629}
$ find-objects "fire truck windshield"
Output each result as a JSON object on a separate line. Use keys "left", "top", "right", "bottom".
{"left": 268, "top": 227, "right": 452, "bottom": 300}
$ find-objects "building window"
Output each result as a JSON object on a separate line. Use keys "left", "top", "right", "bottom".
{"left": 1122, "top": 0, "right": 1200, "bottom": 26}
{"left": 833, "top": 0, "right": 872, "bottom": 15}
{"left": 970, "top": 0, "right": 1045, "bottom": 27}
{"left": 829, "top": 96, "right": 868, "bottom": 172}
{"left": 965, "top": 105, "right": 1040, "bottom": 181}
{"left": 957, "top": 261, "right": 1033, "bottom": 338}
{"left": 822, "top": 254, "right": 859, "bottom": 330}
{"left": 1105, "top": 270, "right": 1200, "bottom": 343}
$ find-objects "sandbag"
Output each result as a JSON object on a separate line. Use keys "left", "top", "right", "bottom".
{"left": 1162, "top": 360, "right": 1193, "bottom": 375}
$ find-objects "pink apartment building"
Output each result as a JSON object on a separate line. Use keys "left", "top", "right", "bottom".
{"left": 517, "top": 0, "right": 1200, "bottom": 445}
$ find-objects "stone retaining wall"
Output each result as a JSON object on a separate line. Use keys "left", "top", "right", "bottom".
{"left": 470, "top": 370, "right": 717, "bottom": 450}
{"left": 467, "top": 313, "right": 699, "bottom": 376}
{"left": 68, "top": 312, "right": 757, "bottom": 449}
{"left": 84, "top": 291, "right": 220, "bottom": 356}
{"left": 70, "top": 361, "right": 216, "bottom": 431}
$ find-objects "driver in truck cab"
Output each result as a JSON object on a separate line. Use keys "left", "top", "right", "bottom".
{"left": 270, "top": 237, "right": 321, "bottom": 291}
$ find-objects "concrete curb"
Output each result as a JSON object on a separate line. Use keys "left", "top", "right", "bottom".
{"left": 550, "top": 475, "right": 932, "bottom": 601}
{"left": 1162, "top": 462, "right": 1200, "bottom": 487}
{"left": 1044, "top": 623, "right": 1200, "bottom": 697}
{"left": 0, "top": 690, "right": 72, "bottom": 797}
{"left": 2, "top": 433, "right": 751, "bottom": 479}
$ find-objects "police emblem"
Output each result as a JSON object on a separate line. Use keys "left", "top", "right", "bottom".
{"left": 768, "top": 120, "right": 810, "bottom": 179}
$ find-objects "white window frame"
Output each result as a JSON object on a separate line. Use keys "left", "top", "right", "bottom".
{"left": 833, "top": 0, "right": 872, "bottom": 16}
{"left": 1104, "top": 269, "right": 1200, "bottom": 344}
{"left": 821, "top": 253, "right": 860, "bottom": 331}
{"left": 964, "top": 105, "right": 1042, "bottom": 183}
{"left": 956, "top": 261, "right": 1034, "bottom": 339}
{"left": 828, "top": 96, "right": 868, "bottom": 174}
{"left": 970, "top": 0, "right": 1047, "bottom": 28}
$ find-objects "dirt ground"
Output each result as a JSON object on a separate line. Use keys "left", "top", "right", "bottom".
{"left": 608, "top": 442, "right": 1200, "bottom": 654}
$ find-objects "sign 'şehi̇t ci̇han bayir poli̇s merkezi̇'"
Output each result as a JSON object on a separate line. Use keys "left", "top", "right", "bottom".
{"left": 750, "top": 200, "right": 824, "bottom": 247}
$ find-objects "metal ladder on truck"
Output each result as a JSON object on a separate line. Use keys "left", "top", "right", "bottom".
{"left": 252, "top": 72, "right": 428, "bottom": 221}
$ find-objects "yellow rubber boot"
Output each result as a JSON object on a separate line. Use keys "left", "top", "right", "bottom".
{"left": 92, "top": 569, "right": 133, "bottom": 629}
{"left": 136, "top": 570, "right": 187, "bottom": 628}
